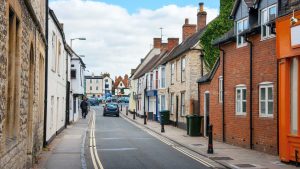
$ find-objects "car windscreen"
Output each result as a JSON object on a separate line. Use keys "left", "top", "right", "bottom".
{"left": 107, "top": 104, "right": 118, "bottom": 109}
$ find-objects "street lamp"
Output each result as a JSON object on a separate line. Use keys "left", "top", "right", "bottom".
{"left": 70, "top": 37, "right": 86, "bottom": 48}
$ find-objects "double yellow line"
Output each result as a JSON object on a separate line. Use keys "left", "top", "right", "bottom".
{"left": 89, "top": 111, "right": 104, "bottom": 169}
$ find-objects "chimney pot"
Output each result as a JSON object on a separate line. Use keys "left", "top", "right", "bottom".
{"left": 197, "top": 2, "right": 207, "bottom": 31}
{"left": 182, "top": 18, "right": 197, "bottom": 41}
{"left": 199, "top": 2, "right": 204, "bottom": 12}
{"left": 185, "top": 18, "right": 189, "bottom": 24}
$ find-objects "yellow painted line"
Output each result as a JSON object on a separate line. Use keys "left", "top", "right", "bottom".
{"left": 92, "top": 111, "right": 104, "bottom": 169}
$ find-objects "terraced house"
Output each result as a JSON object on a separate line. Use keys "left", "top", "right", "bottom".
{"left": 0, "top": 0, "right": 46, "bottom": 168}
{"left": 198, "top": 0, "right": 278, "bottom": 155}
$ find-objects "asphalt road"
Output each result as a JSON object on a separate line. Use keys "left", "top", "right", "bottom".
{"left": 85, "top": 105, "right": 211, "bottom": 169}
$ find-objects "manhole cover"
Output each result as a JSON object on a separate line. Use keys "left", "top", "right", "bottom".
{"left": 234, "top": 164, "right": 256, "bottom": 168}
{"left": 192, "top": 144, "right": 203, "bottom": 146}
{"left": 210, "top": 157, "right": 233, "bottom": 160}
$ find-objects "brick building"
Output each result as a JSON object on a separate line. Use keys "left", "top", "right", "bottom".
{"left": 198, "top": 0, "right": 278, "bottom": 155}
{"left": 0, "top": 0, "right": 46, "bottom": 168}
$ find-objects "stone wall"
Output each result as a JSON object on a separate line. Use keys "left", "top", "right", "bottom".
{"left": 0, "top": 0, "right": 46, "bottom": 168}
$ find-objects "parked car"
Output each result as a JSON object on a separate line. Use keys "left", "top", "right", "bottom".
{"left": 88, "top": 98, "right": 100, "bottom": 106}
{"left": 103, "top": 103, "right": 119, "bottom": 117}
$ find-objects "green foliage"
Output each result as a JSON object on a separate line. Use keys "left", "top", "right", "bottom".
{"left": 200, "top": 0, "right": 235, "bottom": 70}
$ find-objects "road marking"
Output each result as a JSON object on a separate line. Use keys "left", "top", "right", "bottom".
{"left": 89, "top": 111, "right": 104, "bottom": 169}
{"left": 98, "top": 148, "right": 138, "bottom": 151}
{"left": 120, "top": 113, "right": 215, "bottom": 168}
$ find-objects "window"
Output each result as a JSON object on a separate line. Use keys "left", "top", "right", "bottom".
{"left": 259, "top": 83, "right": 274, "bottom": 117}
{"left": 150, "top": 73, "right": 153, "bottom": 90}
{"left": 155, "top": 71, "right": 158, "bottom": 89}
{"left": 291, "top": 58, "right": 298, "bottom": 135}
{"left": 181, "top": 92, "right": 185, "bottom": 116}
{"left": 5, "top": 9, "right": 20, "bottom": 141}
{"left": 90, "top": 86, "right": 92, "bottom": 90}
{"left": 236, "top": 86, "right": 246, "bottom": 115}
{"left": 71, "top": 70, "right": 76, "bottom": 79}
{"left": 161, "top": 67, "right": 166, "bottom": 88}
{"left": 181, "top": 57, "right": 186, "bottom": 82}
{"left": 161, "top": 95, "right": 166, "bottom": 111}
{"left": 51, "top": 32, "right": 56, "bottom": 71}
{"left": 90, "top": 79, "right": 92, "bottom": 83}
{"left": 57, "top": 41, "right": 61, "bottom": 75}
{"left": 219, "top": 76, "right": 223, "bottom": 103}
{"left": 50, "top": 96, "right": 54, "bottom": 128}
{"left": 71, "top": 64, "right": 74, "bottom": 67}
{"left": 237, "top": 18, "right": 248, "bottom": 47}
{"left": 170, "top": 93, "right": 174, "bottom": 114}
{"left": 261, "top": 5, "right": 276, "bottom": 39}
{"left": 96, "top": 79, "right": 99, "bottom": 83}
{"left": 96, "top": 86, "right": 99, "bottom": 91}
{"left": 171, "top": 63, "right": 175, "bottom": 84}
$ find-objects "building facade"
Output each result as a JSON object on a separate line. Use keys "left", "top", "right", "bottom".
{"left": 114, "top": 75, "right": 129, "bottom": 96}
{"left": 85, "top": 74, "right": 113, "bottom": 98}
{"left": 0, "top": 0, "right": 46, "bottom": 168}
{"left": 198, "top": 0, "right": 278, "bottom": 155}
{"left": 276, "top": 0, "right": 300, "bottom": 162}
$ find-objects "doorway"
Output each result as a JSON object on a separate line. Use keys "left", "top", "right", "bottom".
{"left": 204, "top": 92, "right": 210, "bottom": 137}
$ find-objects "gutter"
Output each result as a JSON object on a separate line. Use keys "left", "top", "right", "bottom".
{"left": 219, "top": 45, "right": 226, "bottom": 143}
{"left": 245, "top": 35, "right": 253, "bottom": 150}
{"left": 43, "top": 0, "right": 49, "bottom": 147}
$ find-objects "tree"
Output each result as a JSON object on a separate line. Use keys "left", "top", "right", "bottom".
{"left": 200, "top": 0, "right": 235, "bottom": 70}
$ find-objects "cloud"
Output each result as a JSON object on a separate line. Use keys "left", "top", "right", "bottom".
{"left": 49, "top": 0, "right": 219, "bottom": 78}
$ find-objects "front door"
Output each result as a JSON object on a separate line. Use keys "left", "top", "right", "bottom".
{"left": 204, "top": 92, "right": 210, "bottom": 137}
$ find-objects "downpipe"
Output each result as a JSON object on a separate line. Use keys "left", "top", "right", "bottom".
{"left": 219, "top": 44, "right": 226, "bottom": 143}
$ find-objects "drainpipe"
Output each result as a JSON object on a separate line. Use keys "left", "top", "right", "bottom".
{"left": 219, "top": 44, "right": 226, "bottom": 143}
{"left": 65, "top": 52, "right": 69, "bottom": 128}
{"left": 245, "top": 35, "right": 253, "bottom": 150}
{"left": 43, "top": 0, "right": 49, "bottom": 147}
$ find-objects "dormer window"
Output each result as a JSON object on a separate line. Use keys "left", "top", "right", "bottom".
{"left": 237, "top": 17, "right": 248, "bottom": 48}
{"left": 261, "top": 4, "right": 277, "bottom": 40}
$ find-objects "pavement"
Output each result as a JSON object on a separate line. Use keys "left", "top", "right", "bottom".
{"left": 33, "top": 113, "right": 91, "bottom": 169}
{"left": 120, "top": 108, "right": 297, "bottom": 169}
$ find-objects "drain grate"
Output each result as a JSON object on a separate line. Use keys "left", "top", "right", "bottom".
{"left": 210, "top": 157, "right": 233, "bottom": 160}
{"left": 234, "top": 164, "right": 256, "bottom": 168}
{"left": 192, "top": 143, "right": 203, "bottom": 146}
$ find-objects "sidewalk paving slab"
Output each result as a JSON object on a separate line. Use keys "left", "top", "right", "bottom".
{"left": 33, "top": 114, "right": 91, "bottom": 169}
{"left": 121, "top": 110, "right": 297, "bottom": 169}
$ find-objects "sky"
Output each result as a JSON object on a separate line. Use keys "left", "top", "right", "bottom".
{"left": 49, "top": 0, "right": 220, "bottom": 78}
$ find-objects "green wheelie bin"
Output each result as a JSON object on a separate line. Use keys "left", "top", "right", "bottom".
{"left": 188, "top": 115, "right": 202, "bottom": 136}
{"left": 160, "top": 110, "right": 170, "bottom": 125}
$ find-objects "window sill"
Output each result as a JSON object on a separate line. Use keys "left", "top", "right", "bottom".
{"left": 259, "top": 114, "right": 274, "bottom": 118}
{"left": 236, "top": 43, "right": 247, "bottom": 49}
{"left": 235, "top": 113, "right": 247, "bottom": 116}
{"left": 260, "top": 35, "right": 275, "bottom": 41}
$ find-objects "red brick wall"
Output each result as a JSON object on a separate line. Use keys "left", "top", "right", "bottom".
{"left": 198, "top": 34, "right": 278, "bottom": 155}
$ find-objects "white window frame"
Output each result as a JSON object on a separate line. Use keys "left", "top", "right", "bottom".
{"left": 161, "top": 95, "right": 166, "bottom": 111}
{"left": 171, "top": 63, "right": 175, "bottom": 84}
{"left": 259, "top": 82, "right": 274, "bottom": 117}
{"left": 180, "top": 92, "right": 186, "bottom": 116}
{"left": 161, "top": 67, "right": 166, "bottom": 88}
{"left": 261, "top": 4, "right": 277, "bottom": 40}
{"left": 219, "top": 76, "right": 223, "bottom": 103}
{"left": 170, "top": 93, "right": 174, "bottom": 114}
{"left": 236, "top": 17, "right": 248, "bottom": 48}
{"left": 236, "top": 85, "right": 247, "bottom": 115}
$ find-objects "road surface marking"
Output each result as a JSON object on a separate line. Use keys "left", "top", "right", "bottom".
{"left": 98, "top": 148, "right": 138, "bottom": 151}
{"left": 89, "top": 111, "right": 104, "bottom": 169}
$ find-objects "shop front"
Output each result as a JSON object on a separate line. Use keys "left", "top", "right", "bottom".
{"left": 277, "top": 9, "right": 300, "bottom": 162}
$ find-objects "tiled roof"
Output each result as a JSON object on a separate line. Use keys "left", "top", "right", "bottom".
{"left": 231, "top": 0, "right": 256, "bottom": 17}
{"left": 197, "top": 58, "right": 220, "bottom": 84}
{"left": 134, "top": 54, "right": 164, "bottom": 79}
{"left": 212, "top": 28, "right": 235, "bottom": 46}
{"left": 163, "top": 27, "right": 207, "bottom": 63}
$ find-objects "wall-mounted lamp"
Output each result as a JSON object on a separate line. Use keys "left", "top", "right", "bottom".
{"left": 291, "top": 10, "right": 298, "bottom": 26}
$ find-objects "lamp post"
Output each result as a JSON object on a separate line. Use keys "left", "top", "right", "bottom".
{"left": 70, "top": 37, "right": 86, "bottom": 48}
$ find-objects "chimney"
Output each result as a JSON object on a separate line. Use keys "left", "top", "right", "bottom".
{"left": 197, "top": 2, "right": 207, "bottom": 31}
{"left": 182, "top": 18, "right": 196, "bottom": 41}
{"left": 167, "top": 38, "right": 179, "bottom": 51}
{"left": 160, "top": 43, "right": 168, "bottom": 52}
{"left": 153, "top": 38, "right": 162, "bottom": 49}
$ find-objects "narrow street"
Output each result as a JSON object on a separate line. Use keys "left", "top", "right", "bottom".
{"left": 84, "top": 105, "right": 213, "bottom": 169}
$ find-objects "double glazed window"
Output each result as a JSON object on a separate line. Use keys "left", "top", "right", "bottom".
{"left": 261, "top": 5, "right": 276, "bottom": 39}
{"left": 259, "top": 83, "right": 274, "bottom": 117}
{"left": 236, "top": 18, "right": 248, "bottom": 47}
{"left": 236, "top": 86, "right": 246, "bottom": 115}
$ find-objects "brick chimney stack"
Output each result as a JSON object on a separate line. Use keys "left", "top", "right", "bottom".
{"left": 167, "top": 38, "right": 179, "bottom": 51}
{"left": 197, "top": 2, "right": 207, "bottom": 31}
{"left": 161, "top": 43, "right": 168, "bottom": 52}
{"left": 182, "top": 18, "right": 196, "bottom": 41}
{"left": 153, "top": 38, "right": 162, "bottom": 49}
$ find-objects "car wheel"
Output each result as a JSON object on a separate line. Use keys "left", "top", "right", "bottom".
{"left": 116, "top": 114, "right": 119, "bottom": 117}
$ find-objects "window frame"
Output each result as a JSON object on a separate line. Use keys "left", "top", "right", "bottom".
{"left": 235, "top": 85, "right": 247, "bottom": 115}
{"left": 170, "top": 93, "right": 174, "bottom": 114}
{"left": 161, "top": 67, "right": 166, "bottom": 88}
{"left": 180, "top": 92, "right": 186, "bottom": 116}
{"left": 236, "top": 17, "right": 248, "bottom": 48}
{"left": 259, "top": 82, "right": 274, "bottom": 118}
{"left": 219, "top": 76, "right": 223, "bottom": 103}
{"left": 260, "top": 4, "right": 277, "bottom": 40}
{"left": 181, "top": 57, "right": 186, "bottom": 82}
{"left": 171, "top": 63, "right": 175, "bottom": 85}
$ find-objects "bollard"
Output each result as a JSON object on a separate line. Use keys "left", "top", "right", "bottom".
{"left": 144, "top": 113, "right": 147, "bottom": 125}
{"left": 133, "top": 112, "right": 136, "bottom": 120}
{"left": 121, "top": 104, "right": 123, "bottom": 111}
{"left": 207, "top": 125, "right": 214, "bottom": 154}
{"left": 126, "top": 106, "right": 128, "bottom": 116}
{"left": 161, "top": 123, "right": 165, "bottom": 133}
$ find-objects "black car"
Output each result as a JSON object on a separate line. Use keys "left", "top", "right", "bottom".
{"left": 103, "top": 103, "right": 119, "bottom": 117}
